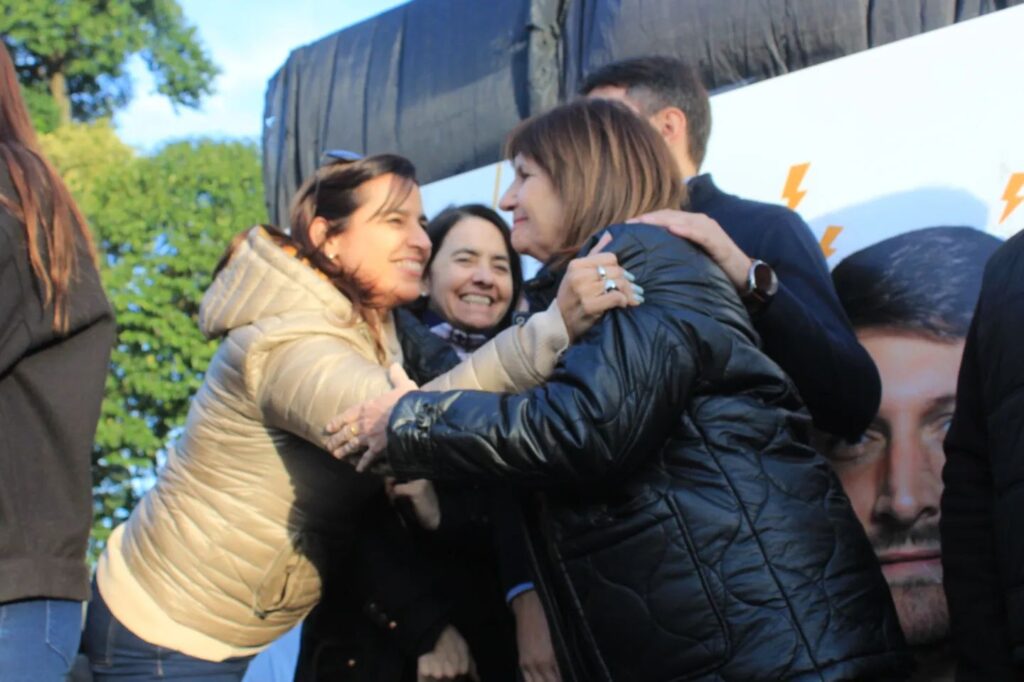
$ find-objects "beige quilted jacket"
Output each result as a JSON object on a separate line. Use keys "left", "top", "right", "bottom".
{"left": 96, "top": 227, "right": 569, "bottom": 661}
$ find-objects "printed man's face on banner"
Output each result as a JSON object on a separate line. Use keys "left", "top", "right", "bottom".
{"left": 827, "top": 330, "right": 964, "bottom": 646}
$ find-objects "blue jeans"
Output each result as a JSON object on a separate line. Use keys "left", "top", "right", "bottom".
{"left": 0, "top": 598, "right": 83, "bottom": 681}
{"left": 83, "top": 582, "right": 253, "bottom": 681}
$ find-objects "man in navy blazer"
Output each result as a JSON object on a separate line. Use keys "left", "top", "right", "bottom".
{"left": 582, "top": 56, "right": 879, "bottom": 442}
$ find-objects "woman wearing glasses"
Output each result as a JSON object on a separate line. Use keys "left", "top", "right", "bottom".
{"left": 82, "top": 153, "right": 637, "bottom": 680}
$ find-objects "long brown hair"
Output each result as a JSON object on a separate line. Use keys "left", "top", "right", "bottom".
{"left": 506, "top": 98, "right": 685, "bottom": 266}
{"left": 0, "top": 43, "right": 96, "bottom": 334}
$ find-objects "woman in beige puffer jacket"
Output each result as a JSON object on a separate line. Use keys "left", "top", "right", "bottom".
{"left": 81, "top": 153, "right": 637, "bottom": 680}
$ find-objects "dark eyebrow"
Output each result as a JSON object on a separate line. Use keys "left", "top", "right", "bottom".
{"left": 922, "top": 395, "right": 957, "bottom": 422}
{"left": 450, "top": 248, "right": 510, "bottom": 262}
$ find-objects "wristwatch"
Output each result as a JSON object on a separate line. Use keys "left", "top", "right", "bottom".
{"left": 741, "top": 259, "right": 778, "bottom": 310}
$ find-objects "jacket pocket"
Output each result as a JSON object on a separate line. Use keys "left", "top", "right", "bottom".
{"left": 253, "top": 533, "right": 320, "bottom": 620}
{"left": 555, "top": 492, "right": 730, "bottom": 681}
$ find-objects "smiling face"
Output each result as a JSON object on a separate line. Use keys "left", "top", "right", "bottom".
{"left": 827, "top": 330, "right": 963, "bottom": 646}
{"left": 326, "top": 173, "right": 430, "bottom": 309}
{"left": 426, "top": 216, "right": 514, "bottom": 332}
{"left": 499, "top": 154, "right": 565, "bottom": 262}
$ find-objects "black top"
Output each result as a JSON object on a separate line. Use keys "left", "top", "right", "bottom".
{"left": 941, "top": 229, "right": 1024, "bottom": 679}
{"left": 0, "top": 166, "right": 115, "bottom": 603}
{"left": 688, "top": 173, "right": 880, "bottom": 441}
{"left": 390, "top": 225, "right": 909, "bottom": 681}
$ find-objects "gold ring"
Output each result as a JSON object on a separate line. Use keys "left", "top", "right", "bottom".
{"left": 349, "top": 423, "right": 359, "bottom": 437}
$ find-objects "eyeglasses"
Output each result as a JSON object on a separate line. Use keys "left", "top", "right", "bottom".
{"left": 312, "top": 149, "right": 364, "bottom": 216}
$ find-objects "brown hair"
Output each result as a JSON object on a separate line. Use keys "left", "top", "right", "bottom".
{"left": 506, "top": 98, "right": 685, "bottom": 266}
{"left": 0, "top": 43, "right": 96, "bottom": 333}
{"left": 214, "top": 154, "right": 419, "bottom": 360}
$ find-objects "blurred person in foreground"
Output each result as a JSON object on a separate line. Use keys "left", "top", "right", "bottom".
{"left": 941, "top": 228, "right": 1024, "bottom": 680}
{"left": 0, "top": 42, "right": 116, "bottom": 681}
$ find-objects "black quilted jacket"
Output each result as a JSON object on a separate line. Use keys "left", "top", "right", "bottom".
{"left": 389, "top": 225, "right": 911, "bottom": 681}
{"left": 942, "top": 229, "right": 1024, "bottom": 679}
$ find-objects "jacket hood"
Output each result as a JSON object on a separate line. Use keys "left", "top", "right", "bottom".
{"left": 199, "top": 227, "right": 354, "bottom": 338}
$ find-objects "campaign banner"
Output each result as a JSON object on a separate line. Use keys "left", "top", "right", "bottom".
{"left": 422, "top": 7, "right": 1024, "bottom": 254}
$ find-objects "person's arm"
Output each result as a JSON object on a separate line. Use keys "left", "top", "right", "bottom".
{"left": 753, "top": 212, "right": 880, "bottom": 442}
{"left": 941, "top": 275, "right": 1019, "bottom": 678}
{"left": 252, "top": 320, "right": 574, "bottom": 453}
{"left": 630, "top": 208, "right": 879, "bottom": 442}
{"left": 386, "top": 228, "right": 720, "bottom": 486}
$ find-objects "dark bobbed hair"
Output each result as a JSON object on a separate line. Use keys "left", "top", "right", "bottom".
{"left": 419, "top": 204, "right": 523, "bottom": 331}
{"left": 506, "top": 98, "right": 685, "bottom": 267}
{"left": 832, "top": 226, "right": 1001, "bottom": 341}
{"left": 579, "top": 55, "right": 712, "bottom": 169}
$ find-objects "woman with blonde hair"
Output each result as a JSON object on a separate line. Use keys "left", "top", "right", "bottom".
{"left": 82, "top": 150, "right": 635, "bottom": 680}
{"left": 332, "top": 98, "right": 912, "bottom": 681}
{"left": 0, "top": 43, "right": 116, "bottom": 681}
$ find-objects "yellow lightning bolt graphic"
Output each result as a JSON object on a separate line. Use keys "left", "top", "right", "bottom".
{"left": 782, "top": 162, "right": 811, "bottom": 210}
{"left": 819, "top": 226, "right": 843, "bottom": 258}
{"left": 1000, "top": 172, "right": 1024, "bottom": 224}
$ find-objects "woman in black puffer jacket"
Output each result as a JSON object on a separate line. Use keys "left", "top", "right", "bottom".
{"left": 332, "top": 99, "right": 911, "bottom": 681}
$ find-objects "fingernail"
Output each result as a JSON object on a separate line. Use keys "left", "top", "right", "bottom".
{"left": 634, "top": 294, "right": 645, "bottom": 304}
{"left": 632, "top": 284, "right": 645, "bottom": 295}
{"left": 623, "top": 271, "right": 636, "bottom": 282}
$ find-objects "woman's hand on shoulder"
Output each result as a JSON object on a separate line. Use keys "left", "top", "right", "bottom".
{"left": 557, "top": 232, "right": 643, "bottom": 341}
{"left": 629, "top": 210, "right": 751, "bottom": 292}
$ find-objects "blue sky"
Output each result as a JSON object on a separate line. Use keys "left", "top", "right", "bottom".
{"left": 115, "top": 0, "right": 409, "bottom": 150}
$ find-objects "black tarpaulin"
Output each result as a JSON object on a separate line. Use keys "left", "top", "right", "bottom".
{"left": 263, "top": 0, "right": 1019, "bottom": 226}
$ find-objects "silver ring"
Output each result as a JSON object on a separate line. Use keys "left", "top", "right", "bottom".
{"left": 603, "top": 278, "right": 619, "bottom": 293}
{"left": 596, "top": 265, "right": 607, "bottom": 279}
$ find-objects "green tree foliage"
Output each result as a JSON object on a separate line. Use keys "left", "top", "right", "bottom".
{"left": 21, "top": 83, "right": 61, "bottom": 134}
{"left": 43, "top": 128, "right": 266, "bottom": 554}
{"left": 40, "top": 119, "right": 135, "bottom": 208}
{"left": 1, "top": 0, "right": 218, "bottom": 124}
